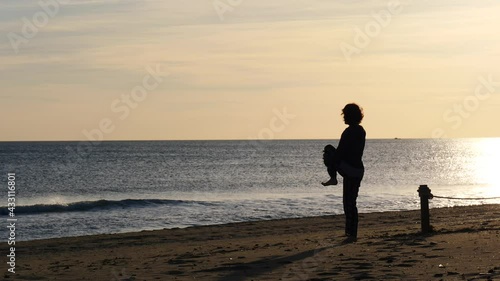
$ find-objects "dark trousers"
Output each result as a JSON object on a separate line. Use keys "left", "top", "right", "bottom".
{"left": 327, "top": 166, "right": 337, "bottom": 179}
{"left": 343, "top": 177, "right": 360, "bottom": 237}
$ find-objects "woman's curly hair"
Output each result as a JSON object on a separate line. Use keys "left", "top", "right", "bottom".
{"left": 342, "top": 103, "right": 364, "bottom": 125}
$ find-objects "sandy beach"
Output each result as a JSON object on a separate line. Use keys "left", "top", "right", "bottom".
{"left": 11, "top": 204, "right": 500, "bottom": 280}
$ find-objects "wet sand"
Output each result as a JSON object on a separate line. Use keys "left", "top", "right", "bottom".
{"left": 12, "top": 204, "right": 500, "bottom": 280}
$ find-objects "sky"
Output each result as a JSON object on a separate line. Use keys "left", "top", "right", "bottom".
{"left": 0, "top": 0, "right": 499, "bottom": 141}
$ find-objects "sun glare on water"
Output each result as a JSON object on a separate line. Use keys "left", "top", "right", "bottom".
{"left": 471, "top": 138, "right": 500, "bottom": 198}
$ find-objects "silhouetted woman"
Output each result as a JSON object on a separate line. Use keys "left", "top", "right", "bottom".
{"left": 337, "top": 103, "right": 366, "bottom": 243}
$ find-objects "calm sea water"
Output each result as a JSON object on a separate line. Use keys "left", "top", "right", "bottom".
{"left": 1, "top": 139, "right": 499, "bottom": 241}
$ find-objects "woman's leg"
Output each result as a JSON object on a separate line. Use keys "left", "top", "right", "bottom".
{"left": 322, "top": 147, "right": 339, "bottom": 186}
{"left": 343, "top": 177, "right": 360, "bottom": 238}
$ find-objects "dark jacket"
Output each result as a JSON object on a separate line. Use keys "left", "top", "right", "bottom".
{"left": 337, "top": 125, "right": 366, "bottom": 170}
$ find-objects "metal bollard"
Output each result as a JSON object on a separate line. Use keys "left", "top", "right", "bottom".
{"left": 418, "top": 185, "right": 433, "bottom": 234}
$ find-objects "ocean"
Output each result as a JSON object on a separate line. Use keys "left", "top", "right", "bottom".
{"left": 1, "top": 138, "right": 500, "bottom": 241}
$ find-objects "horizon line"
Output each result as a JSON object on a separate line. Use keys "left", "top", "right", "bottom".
{"left": 1, "top": 137, "right": 499, "bottom": 143}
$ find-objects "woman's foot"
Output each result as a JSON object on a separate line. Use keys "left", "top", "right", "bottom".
{"left": 341, "top": 236, "right": 357, "bottom": 244}
{"left": 321, "top": 178, "right": 338, "bottom": 186}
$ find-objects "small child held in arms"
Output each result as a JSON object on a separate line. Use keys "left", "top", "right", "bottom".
{"left": 322, "top": 144, "right": 338, "bottom": 186}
